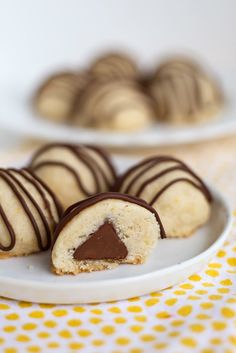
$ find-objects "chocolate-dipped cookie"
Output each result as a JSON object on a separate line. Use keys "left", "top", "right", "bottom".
{"left": 89, "top": 52, "right": 138, "bottom": 80}
{"left": 0, "top": 168, "right": 62, "bottom": 258}
{"left": 115, "top": 156, "right": 212, "bottom": 237}
{"left": 72, "top": 80, "right": 155, "bottom": 131}
{"left": 148, "top": 57, "right": 223, "bottom": 124}
{"left": 52, "top": 192, "right": 164, "bottom": 274}
{"left": 29, "top": 143, "right": 116, "bottom": 210}
{"left": 34, "top": 71, "right": 88, "bottom": 123}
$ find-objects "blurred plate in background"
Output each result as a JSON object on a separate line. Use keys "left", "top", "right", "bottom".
{"left": 0, "top": 74, "right": 235, "bottom": 148}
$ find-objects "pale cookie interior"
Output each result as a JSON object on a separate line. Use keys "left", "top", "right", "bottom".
{"left": 52, "top": 199, "right": 160, "bottom": 275}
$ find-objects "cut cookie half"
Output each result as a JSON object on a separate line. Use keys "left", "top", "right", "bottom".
{"left": 52, "top": 192, "right": 165, "bottom": 275}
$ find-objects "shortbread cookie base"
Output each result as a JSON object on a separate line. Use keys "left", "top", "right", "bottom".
{"left": 0, "top": 249, "right": 40, "bottom": 260}
{"left": 52, "top": 255, "right": 144, "bottom": 275}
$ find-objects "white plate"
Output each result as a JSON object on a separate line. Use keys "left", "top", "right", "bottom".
{"left": 0, "top": 185, "right": 232, "bottom": 304}
{"left": 0, "top": 75, "right": 235, "bottom": 147}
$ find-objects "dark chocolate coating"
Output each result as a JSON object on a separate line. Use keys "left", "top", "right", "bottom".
{"left": 53, "top": 192, "right": 165, "bottom": 248}
{"left": 73, "top": 222, "right": 128, "bottom": 260}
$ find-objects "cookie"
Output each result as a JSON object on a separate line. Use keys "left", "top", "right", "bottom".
{"left": 72, "top": 80, "right": 154, "bottom": 131}
{"left": 115, "top": 156, "right": 212, "bottom": 237}
{"left": 0, "top": 168, "right": 62, "bottom": 258}
{"left": 89, "top": 52, "right": 138, "bottom": 80}
{"left": 29, "top": 143, "right": 116, "bottom": 210}
{"left": 148, "top": 57, "right": 223, "bottom": 124}
{"left": 51, "top": 192, "right": 165, "bottom": 275}
{"left": 34, "top": 71, "right": 88, "bottom": 123}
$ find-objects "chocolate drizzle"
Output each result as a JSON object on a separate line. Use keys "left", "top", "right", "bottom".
{"left": 71, "top": 79, "right": 153, "bottom": 129}
{"left": 20, "top": 169, "right": 62, "bottom": 223}
{"left": 24, "top": 168, "right": 63, "bottom": 220}
{"left": 153, "top": 61, "right": 203, "bottom": 117}
{"left": 0, "top": 203, "right": 16, "bottom": 251}
{"left": 29, "top": 143, "right": 116, "bottom": 197}
{"left": 34, "top": 71, "right": 88, "bottom": 122}
{"left": 150, "top": 58, "right": 223, "bottom": 121}
{"left": 0, "top": 168, "right": 61, "bottom": 252}
{"left": 53, "top": 192, "right": 165, "bottom": 247}
{"left": 114, "top": 156, "right": 212, "bottom": 204}
{"left": 90, "top": 52, "right": 138, "bottom": 80}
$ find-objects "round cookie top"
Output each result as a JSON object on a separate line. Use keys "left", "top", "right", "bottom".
{"left": 153, "top": 57, "right": 202, "bottom": 76}
{"left": 35, "top": 71, "right": 89, "bottom": 98}
{"left": 89, "top": 52, "right": 138, "bottom": 80}
{"left": 114, "top": 156, "right": 212, "bottom": 205}
{"left": 30, "top": 142, "right": 116, "bottom": 190}
{"left": 53, "top": 192, "right": 166, "bottom": 245}
{"left": 149, "top": 56, "right": 223, "bottom": 123}
{"left": 34, "top": 71, "right": 90, "bottom": 122}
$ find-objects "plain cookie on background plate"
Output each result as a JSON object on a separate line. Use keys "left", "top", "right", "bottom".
{"left": 29, "top": 143, "right": 116, "bottom": 210}
{"left": 51, "top": 192, "right": 165, "bottom": 275}
{"left": 0, "top": 168, "right": 62, "bottom": 258}
{"left": 115, "top": 156, "right": 212, "bottom": 238}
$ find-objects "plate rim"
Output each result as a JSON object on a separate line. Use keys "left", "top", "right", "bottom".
{"left": 0, "top": 88, "right": 236, "bottom": 147}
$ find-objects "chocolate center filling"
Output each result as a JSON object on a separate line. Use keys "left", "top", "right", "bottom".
{"left": 73, "top": 222, "right": 128, "bottom": 261}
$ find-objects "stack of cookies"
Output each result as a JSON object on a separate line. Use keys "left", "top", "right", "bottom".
{"left": 34, "top": 52, "right": 224, "bottom": 131}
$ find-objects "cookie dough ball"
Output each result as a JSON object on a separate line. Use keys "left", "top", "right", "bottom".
{"left": 34, "top": 71, "right": 88, "bottom": 123}
{"left": 149, "top": 57, "right": 223, "bottom": 124}
{"left": 90, "top": 52, "right": 138, "bottom": 80}
{"left": 72, "top": 80, "right": 155, "bottom": 131}
{"left": 52, "top": 192, "right": 164, "bottom": 274}
{"left": 29, "top": 143, "right": 116, "bottom": 210}
{"left": 115, "top": 156, "right": 212, "bottom": 237}
{"left": 0, "top": 168, "right": 62, "bottom": 258}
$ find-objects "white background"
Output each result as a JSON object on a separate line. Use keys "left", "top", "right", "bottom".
{"left": 0, "top": 0, "right": 235, "bottom": 82}
{"left": 0, "top": 0, "right": 235, "bottom": 148}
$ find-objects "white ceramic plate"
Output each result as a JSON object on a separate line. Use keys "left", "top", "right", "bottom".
{"left": 0, "top": 184, "right": 232, "bottom": 304}
{"left": 0, "top": 75, "right": 235, "bottom": 147}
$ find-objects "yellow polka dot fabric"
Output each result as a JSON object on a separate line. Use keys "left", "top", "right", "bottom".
{"left": 0, "top": 233, "right": 236, "bottom": 353}
{"left": 0, "top": 144, "right": 236, "bottom": 352}
{"left": 1, "top": 237, "right": 236, "bottom": 353}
